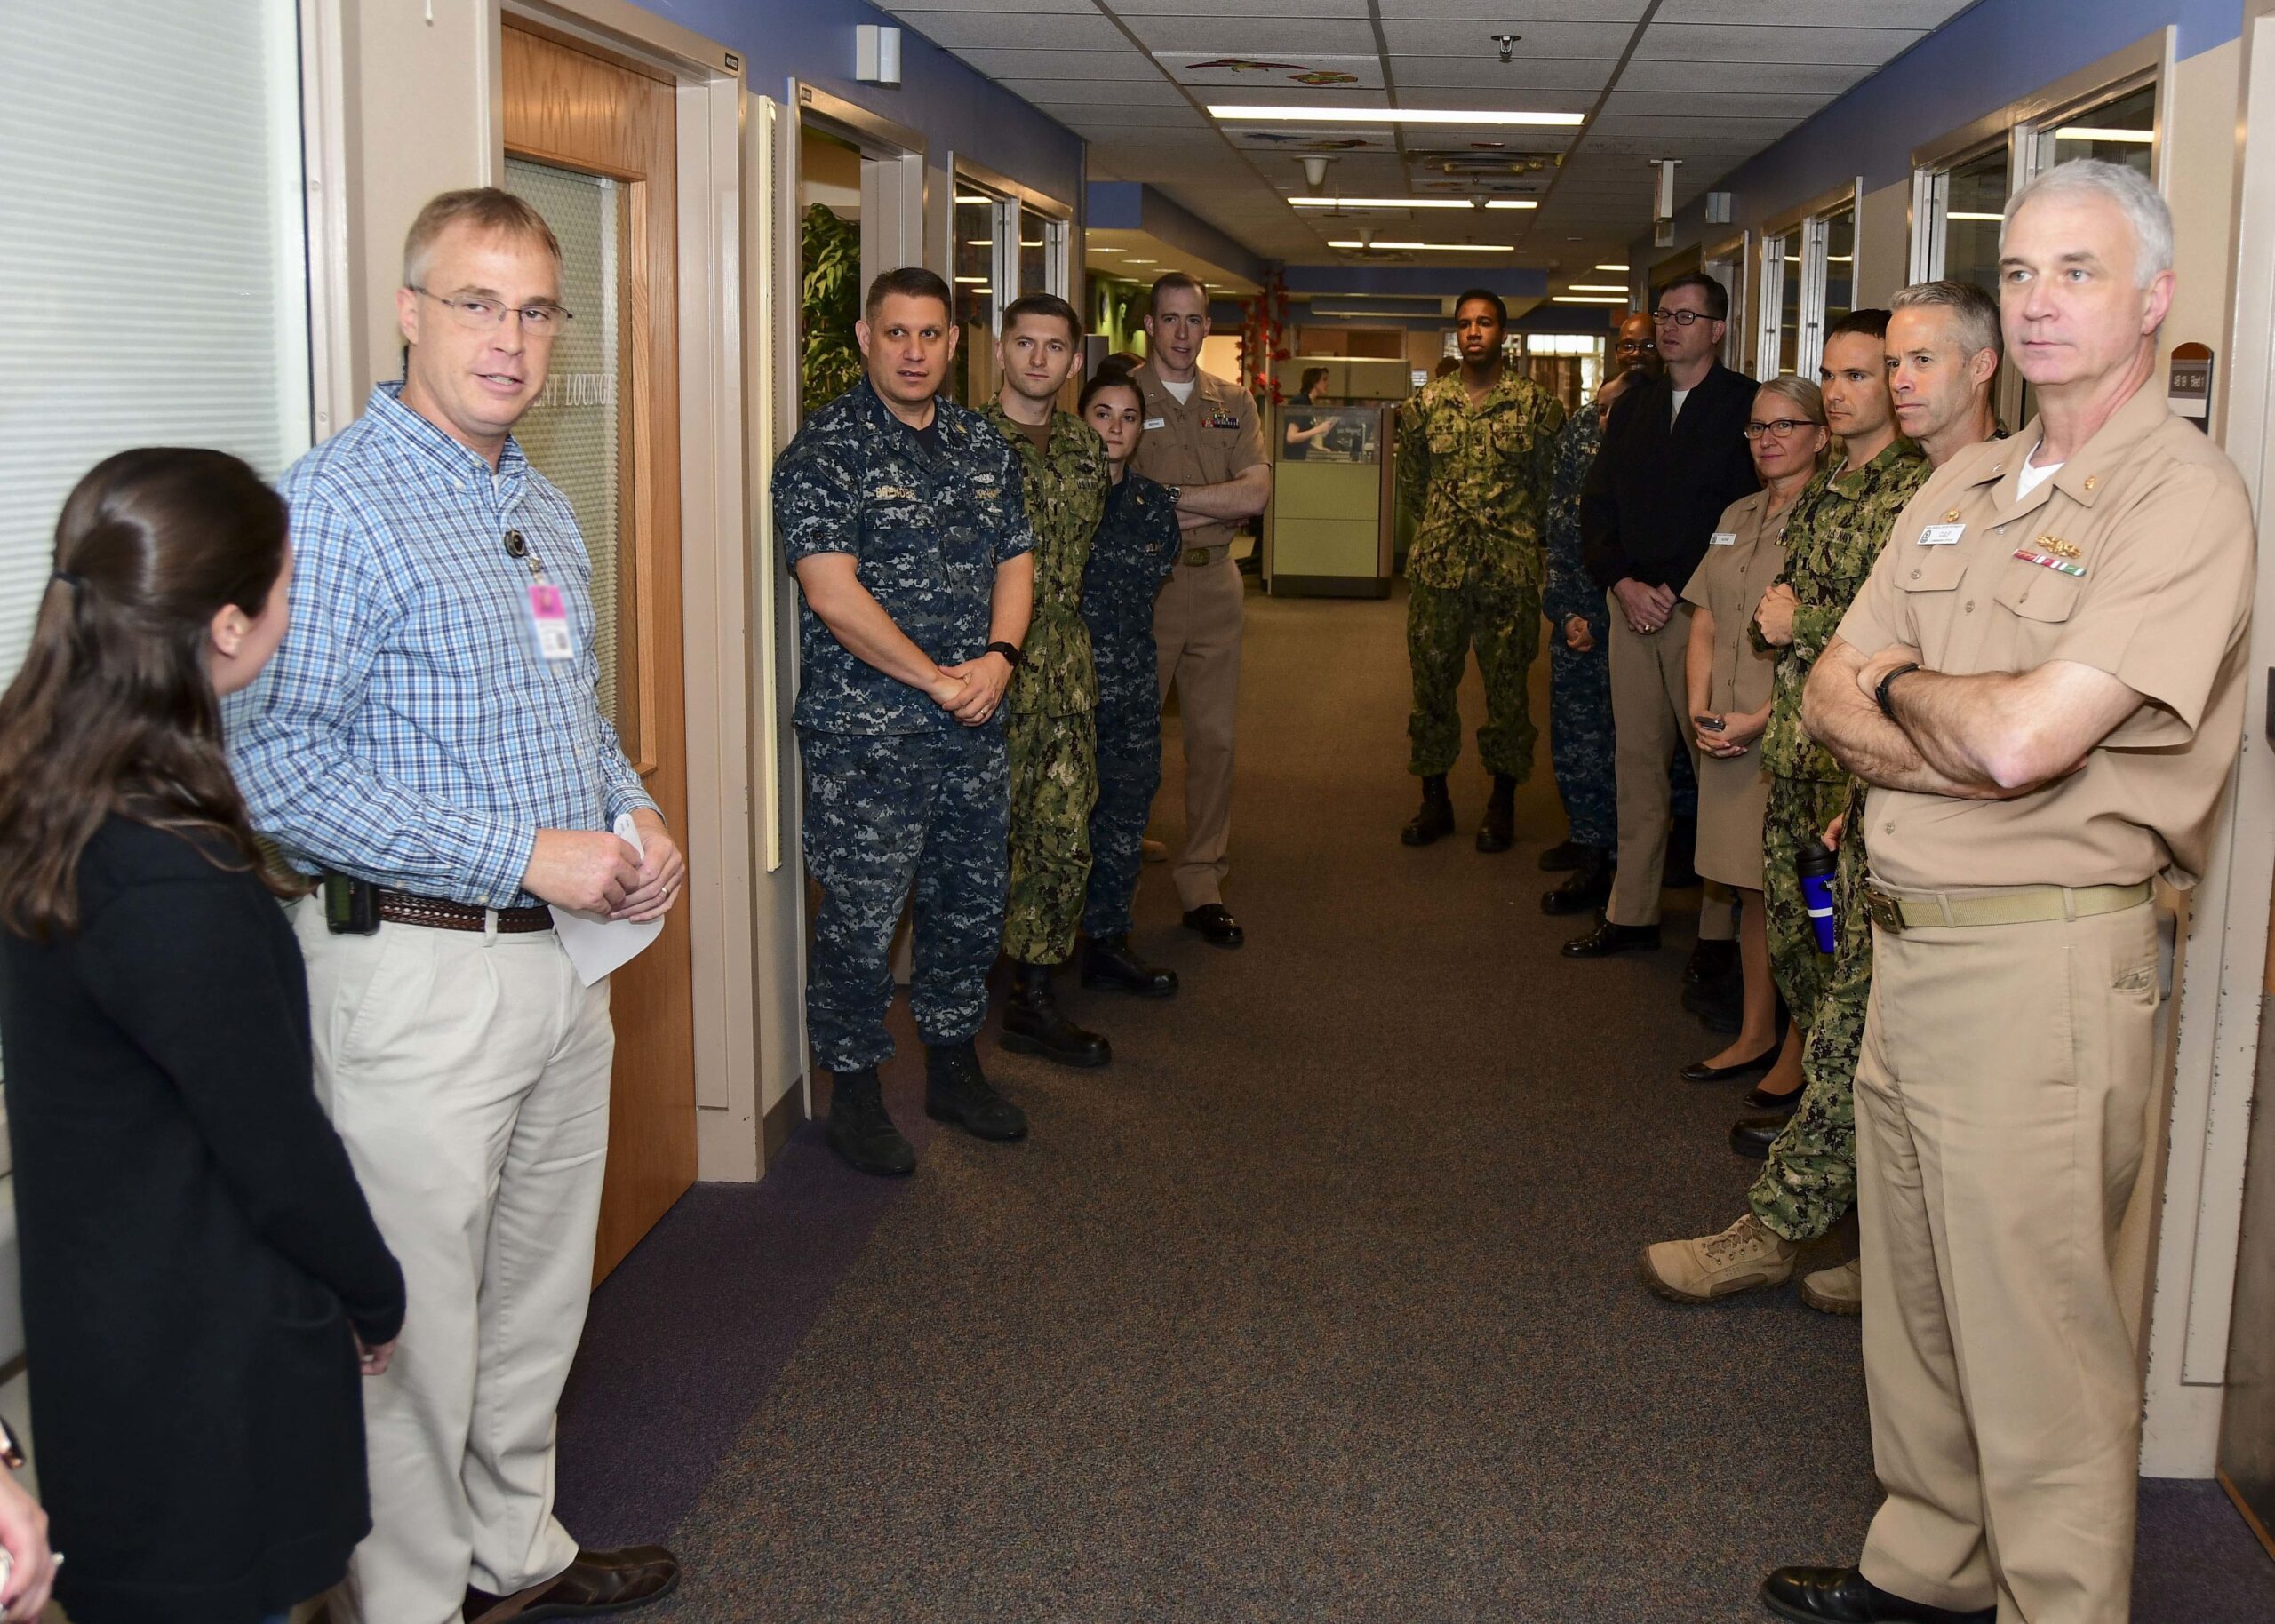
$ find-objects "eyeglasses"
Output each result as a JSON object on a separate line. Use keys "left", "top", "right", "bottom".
{"left": 1744, "top": 418, "right": 1824, "bottom": 439}
{"left": 1651, "top": 307, "right": 1712, "bottom": 327}
{"left": 411, "top": 288, "right": 574, "bottom": 337}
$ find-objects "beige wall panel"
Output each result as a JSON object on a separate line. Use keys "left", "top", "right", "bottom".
{"left": 2161, "top": 37, "right": 2242, "bottom": 442}
{"left": 1856, "top": 179, "right": 1911, "bottom": 310}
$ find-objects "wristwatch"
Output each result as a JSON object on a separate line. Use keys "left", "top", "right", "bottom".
{"left": 985, "top": 640, "right": 1023, "bottom": 669}
{"left": 1165, "top": 484, "right": 1183, "bottom": 507}
{"left": 1875, "top": 661, "right": 1923, "bottom": 720}
{"left": 0, "top": 1413, "right": 23, "bottom": 1471}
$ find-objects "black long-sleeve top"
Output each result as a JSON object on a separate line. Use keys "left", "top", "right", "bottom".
{"left": 0, "top": 815, "right": 403, "bottom": 1624}
{"left": 1581, "top": 362, "right": 1760, "bottom": 592}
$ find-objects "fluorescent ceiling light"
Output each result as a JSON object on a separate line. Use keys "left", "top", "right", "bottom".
{"left": 1127, "top": 258, "right": 1158, "bottom": 265}
{"left": 1482, "top": 199, "right": 1539, "bottom": 210}
{"left": 1021, "top": 240, "right": 1044, "bottom": 248}
{"left": 954, "top": 194, "right": 993, "bottom": 205}
{"left": 1289, "top": 196, "right": 1478, "bottom": 209}
{"left": 1946, "top": 211, "right": 2004, "bottom": 221}
{"left": 1089, "top": 245, "right": 1125, "bottom": 252}
{"left": 1567, "top": 283, "right": 1626, "bottom": 292}
{"left": 1209, "top": 105, "right": 1583, "bottom": 128}
{"left": 1552, "top": 294, "right": 1626, "bottom": 305}
{"left": 953, "top": 275, "right": 988, "bottom": 284}
{"left": 1329, "top": 240, "right": 1512, "bottom": 251}
{"left": 2054, "top": 126, "right": 2152, "bottom": 142}
{"left": 964, "top": 239, "right": 993, "bottom": 247}
{"left": 1595, "top": 263, "right": 1629, "bottom": 272}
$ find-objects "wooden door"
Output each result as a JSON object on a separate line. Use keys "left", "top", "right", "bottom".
{"left": 502, "top": 24, "right": 697, "bottom": 1280}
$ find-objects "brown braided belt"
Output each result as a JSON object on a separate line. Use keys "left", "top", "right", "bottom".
{"left": 377, "top": 888, "right": 554, "bottom": 934}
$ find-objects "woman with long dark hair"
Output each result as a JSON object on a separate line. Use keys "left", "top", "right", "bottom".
{"left": 0, "top": 449, "right": 404, "bottom": 1624}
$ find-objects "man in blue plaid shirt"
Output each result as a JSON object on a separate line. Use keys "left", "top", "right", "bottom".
{"left": 228, "top": 189, "right": 682, "bottom": 1624}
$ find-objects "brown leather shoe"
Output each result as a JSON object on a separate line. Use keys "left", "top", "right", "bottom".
{"left": 463, "top": 1546, "right": 681, "bottom": 1620}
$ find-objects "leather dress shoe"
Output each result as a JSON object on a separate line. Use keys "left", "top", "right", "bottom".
{"left": 1730, "top": 1110, "right": 1792, "bottom": 1160}
{"left": 1538, "top": 838, "right": 1599, "bottom": 872}
{"left": 1540, "top": 852, "right": 1614, "bottom": 915}
{"left": 1402, "top": 774, "right": 1454, "bottom": 846}
{"left": 1475, "top": 773, "right": 1516, "bottom": 853}
{"left": 1561, "top": 919, "right": 1660, "bottom": 959}
{"left": 464, "top": 1545, "right": 680, "bottom": 1620}
{"left": 1182, "top": 903, "right": 1245, "bottom": 947}
{"left": 1683, "top": 976, "right": 1744, "bottom": 1034}
{"left": 1683, "top": 937, "right": 1738, "bottom": 985}
{"left": 1080, "top": 934, "right": 1177, "bottom": 997}
{"left": 926, "top": 1041, "right": 1028, "bottom": 1141}
{"left": 825, "top": 1069, "right": 915, "bottom": 1177}
{"left": 1680, "top": 1046, "right": 1777, "bottom": 1083}
{"left": 1761, "top": 1565, "right": 1993, "bottom": 1624}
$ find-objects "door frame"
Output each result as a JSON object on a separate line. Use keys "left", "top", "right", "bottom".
{"left": 491, "top": 0, "right": 775, "bottom": 1182}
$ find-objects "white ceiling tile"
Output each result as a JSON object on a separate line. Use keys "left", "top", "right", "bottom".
{"left": 1634, "top": 23, "right": 1926, "bottom": 66}
{"left": 1035, "top": 103, "right": 1213, "bottom": 126}
{"left": 1376, "top": 0, "right": 1648, "bottom": 16}
{"left": 1383, "top": 20, "right": 1633, "bottom": 58}
{"left": 898, "top": 12, "right": 1134, "bottom": 51}
{"left": 1160, "top": 53, "right": 1385, "bottom": 91}
{"left": 1656, "top": 0, "right": 1968, "bottom": 23}
{"left": 1170, "top": 81, "right": 1392, "bottom": 106}
{"left": 1390, "top": 56, "right": 1619, "bottom": 91}
{"left": 1122, "top": 17, "right": 1384, "bottom": 54}
{"left": 1611, "top": 58, "right": 1871, "bottom": 94}
{"left": 1112, "top": 0, "right": 1374, "bottom": 12}
{"left": 879, "top": 0, "right": 1097, "bottom": 13}
{"left": 950, "top": 48, "right": 1177, "bottom": 82}
{"left": 1588, "top": 114, "right": 1803, "bottom": 142}
{"left": 1600, "top": 89, "right": 1832, "bottom": 120}
{"left": 1001, "top": 76, "right": 1190, "bottom": 104}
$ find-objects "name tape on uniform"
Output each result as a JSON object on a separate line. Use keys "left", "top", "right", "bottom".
{"left": 1143, "top": 418, "right": 1167, "bottom": 430}
{"left": 1917, "top": 523, "right": 1966, "bottom": 546}
{"left": 1708, "top": 531, "right": 1737, "bottom": 546}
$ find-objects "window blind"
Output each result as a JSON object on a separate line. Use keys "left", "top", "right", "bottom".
{"left": 0, "top": 0, "right": 313, "bottom": 683}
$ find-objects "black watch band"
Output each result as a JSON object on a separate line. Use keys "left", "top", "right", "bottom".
{"left": 1875, "top": 661, "right": 1923, "bottom": 720}
{"left": 1166, "top": 484, "right": 1183, "bottom": 507}
{"left": 986, "top": 640, "right": 1022, "bottom": 669}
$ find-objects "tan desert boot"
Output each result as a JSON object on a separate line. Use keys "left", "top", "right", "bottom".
{"left": 1800, "top": 1255, "right": 1863, "bottom": 1316}
{"left": 1640, "top": 1214, "right": 1801, "bottom": 1302}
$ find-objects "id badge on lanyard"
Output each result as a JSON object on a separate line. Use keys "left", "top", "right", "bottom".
{"left": 506, "top": 529, "right": 577, "bottom": 662}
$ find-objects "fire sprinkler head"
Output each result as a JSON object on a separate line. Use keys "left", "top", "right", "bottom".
{"left": 1492, "top": 33, "right": 1520, "bottom": 63}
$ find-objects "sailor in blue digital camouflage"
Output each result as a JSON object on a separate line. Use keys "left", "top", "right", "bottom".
{"left": 984, "top": 293, "right": 1116, "bottom": 1067}
{"left": 777, "top": 267, "right": 1038, "bottom": 1176}
{"left": 1394, "top": 289, "right": 1567, "bottom": 854}
{"left": 1074, "top": 366, "right": 1184, "bottom": 999}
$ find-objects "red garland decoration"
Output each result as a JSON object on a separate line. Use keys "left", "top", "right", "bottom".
{"left": 1242, "top": 267, "right": 1292, "bottom": 408}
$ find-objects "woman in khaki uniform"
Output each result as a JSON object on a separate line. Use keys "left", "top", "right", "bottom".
{"left": 1677, "top": 378, "right": 1826, "bottom": 1087}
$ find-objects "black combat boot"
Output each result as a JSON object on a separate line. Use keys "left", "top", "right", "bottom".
{"left": 825, "top": 1067, "right": 915, "bottom": 1177}
{"left": 1540, "top": 845, "right": 1614, "bottom": 914}
{"left": 1080, "top": 934, "right": 1178, "bottom": 998}
{"left": 1401, "top": 773, "right": 1454, "bottom": 846}
{"left": 1001, "top": 962, "right": 1112, "bottom": 1067}
{"left": 925, "top": 1040, "right": 1029, "bottom": 1140}
{"left": 1475, "top": 773, "right": 1517, "bottom": 853}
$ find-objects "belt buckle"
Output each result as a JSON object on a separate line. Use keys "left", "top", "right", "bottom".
{"left": 1864, "top": 888, "right": 1904, "bottom": 934}
{"left": 1182, "top": 547, "right": 1216, "bottom": 568}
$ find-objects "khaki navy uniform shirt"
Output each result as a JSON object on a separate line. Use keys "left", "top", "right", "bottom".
{"left": 984, "top": 403, "right": 1108, "bottom": 715}
{"left": 1394, "top": 367, "right": 1568, "bottom": 592}
{"left": 1836, "top": 382, "right": 2255, "bottom": 891}
{"left": 1757, "top": 438, "right": 1932, "bottom": 783}
{"left": 1682, "top": 487, "right": 1788, "bottom": 720}
{"left": 1128, "top": 363, "right": 1266, "bottom": 560}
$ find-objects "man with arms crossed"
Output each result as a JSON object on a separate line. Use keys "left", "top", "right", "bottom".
{"left": 1130, "top": 273, "right": 1270, "bottom": 948}
{"left": 777, "top": 268, "right": 1036, "bottom": 1177}
{"left": 984, "top": 293, "right": 1113, "bottom": 1066}
{"left": 1765, "top": 161, "right": 2253, "bottom": 1624}
{"left": 1394, "top": 288, "right": 1567, "bottom": 852}
{"left": 1643, "top": 282, "right": 2003, "bottom": 1310}
{"left": 230, "top": 188, "right": 684, "bottom": 1624}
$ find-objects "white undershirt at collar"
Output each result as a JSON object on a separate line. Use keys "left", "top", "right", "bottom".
{"left": 1161, "top": 378, "right": 1196, "bottom": 405}
{"left": 2016, "top": 458, "right": 2063, "bottom": 502}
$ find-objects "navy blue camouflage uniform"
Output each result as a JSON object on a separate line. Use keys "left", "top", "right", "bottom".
{"left": 1543, "top": 408, "right": 1696, "bottom": 850}
{"left": 1079, "top": 471, "right": 1183, "bottom": 942}
{"left": 777, "top": 378, "right": 1035, "bottom": 1071}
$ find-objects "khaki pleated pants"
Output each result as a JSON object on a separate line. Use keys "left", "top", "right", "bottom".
{"left": 292, "top": 899, "right": 613, "bottom": 1624}
{"left": 1853, "top": 889, "right": 2159, "bottom": 1624}
{"left": 1604, "top": 594, "right": 1730, "bottom": 938}
{"left": 1154, "top": 552, "right": 1243, "bottom": 912}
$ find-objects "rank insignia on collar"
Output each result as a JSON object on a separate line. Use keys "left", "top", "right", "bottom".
{"left": 1943, "top": 509, "right": 1961, "bottom": 522}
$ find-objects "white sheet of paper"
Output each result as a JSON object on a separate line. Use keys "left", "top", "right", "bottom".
{"left": 552, "top": 813, "right": 664, "bottom": 988}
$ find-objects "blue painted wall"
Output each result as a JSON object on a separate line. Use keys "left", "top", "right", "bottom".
{"left": 1089, "top": 182, "right": 1269, "bottom": 285}
{"left": 1645, "top": 0, "right": 2243, "bottom": 257}
{"left": 648, "top": 0, "right": 1083, "bottom": 206}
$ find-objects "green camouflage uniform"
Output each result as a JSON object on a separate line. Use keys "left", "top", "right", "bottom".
{"left": 987, "top": 404, "right": 1109, "bottom": 966}
{"left": 1751, "top": 427, "right": 2005, "bottom": 1242}
{"left": 1752, "top": 438, "right": 1929, "bottom": 1044}
{"left": 1395, "top": 368, "right": 1567, "bottom": 780}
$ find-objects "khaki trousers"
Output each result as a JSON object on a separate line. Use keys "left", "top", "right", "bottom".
{"left": 292, "top": 900, "right": 613, "bottom": 1624}
{"left": 1853, "top": 890, "right": 2158, "bottom": 1624}
{"left": 1605, "top": 593, "right": 1705, "bottom": 928}
{"left": 1154, "top": 552, "right": 1243, "bottom": 911}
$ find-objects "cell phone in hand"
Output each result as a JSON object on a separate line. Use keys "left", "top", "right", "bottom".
{"left": 1696, "top": 713, "right": 1726, "bottom": 731}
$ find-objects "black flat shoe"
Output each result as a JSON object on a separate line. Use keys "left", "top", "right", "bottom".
{"left": 1182, "top": 904, "right": 1245, "bottom": 948}
{"left": 1761, "top": 1565, "right": 1994, "bottom": 1624}
{"left": 1561, "top": 919, "right": 1660, "bottom": 959}
{"left": 1745, "top": 1079, "right": 1804, "bottom": 1111}
{"left": 1680, "top": 1047, "right": 1778, "bottom": 1083}
{"left": 1730, "top": 1111, "right": 1792, "bottom": 1160}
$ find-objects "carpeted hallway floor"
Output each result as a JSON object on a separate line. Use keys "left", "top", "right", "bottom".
{"left": 556, "top": 581, "right": 2275, "bottom": 1622}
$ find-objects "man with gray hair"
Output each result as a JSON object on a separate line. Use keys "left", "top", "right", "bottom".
{"left": 1765, "top": 159, "right": 2253, "bottom": 1624}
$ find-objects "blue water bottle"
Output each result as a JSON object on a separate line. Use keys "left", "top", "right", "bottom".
{"left": 1797, "top": 840, "right": 1838, "bottom": 955}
